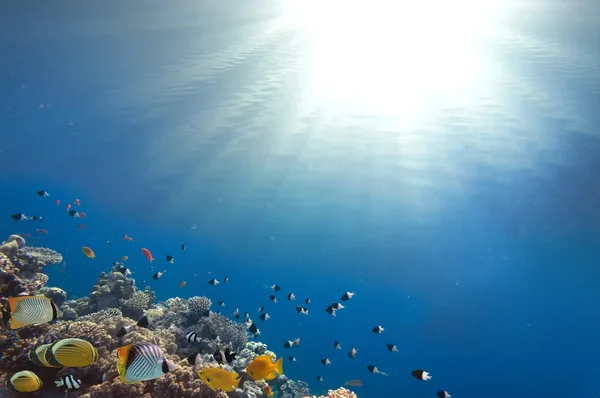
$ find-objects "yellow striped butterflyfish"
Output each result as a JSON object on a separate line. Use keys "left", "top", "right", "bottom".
{"left": 44, "top": 338, "right": 99, "bottom": 367}
{"left": 5, "top": 370, "right": 43, "bottom": 393}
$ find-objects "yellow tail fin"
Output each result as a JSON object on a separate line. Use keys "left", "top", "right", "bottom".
{"left": 274, "top": 357, "right": 283, "bottom": 375}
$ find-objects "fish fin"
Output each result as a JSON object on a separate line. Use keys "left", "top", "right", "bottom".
{"left": 232, "top": 375, "right": 241, "bottom": 389}
{"left": 9, "top": 316, "right": 25, "bottom": 329}
{"left": 136, "top": 316, "right": 149, "bottom": 328}
{"left": 274, "top": 357, "right": 283, "bottom": 375}
{"left": 55, "top": 380, "right": 64, "bottom": 387}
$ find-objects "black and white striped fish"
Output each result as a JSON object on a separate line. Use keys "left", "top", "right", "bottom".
{"left": 213, "top": 348, "right": 237, "bottom": 365}
{"left": 186, "top": 331, "right": 199, "bottom": 344}
{"left": 116, "top": 343, "right": 178, "bottom": 383}
{"left": 7, "top": 296, "right": 62, "bottom": 329}
{"left": 55, "top": 374, "right": 81, "bottom": 391}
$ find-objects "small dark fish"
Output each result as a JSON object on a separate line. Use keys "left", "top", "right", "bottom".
{"left": 317, "top": 376, "right": 323, "bottom": 382}
{"left": 321, "top": 358, "right": 331, "bottom": 366}
{"left": 296, "top": 306, "right": 308, "bottom": 315}
{"left": 233, "top": 308, "right": 240, "bottom": 319}
{"left": 117, "top": 316, "right": 149, "bottom": 337}
{"left": 305, "top": 298, "right": 311, "bottom": 304}
{"left": 107, "top": 241, "right": 111, "bottom": 245}
{"left": 36, "top": 191, "right": 50, "bottom": 197}
{"left": 259, "top": 313, "right": 270, "bottom": 321}
{"left": 213, "top": 348, "right": 237, "bottom": 365}
{"left": 271, "top": 284, "right": 281, "bottom": 292}
{"left": 181, "top": 244, "right": 186, "bottom": 251}
{"left": 437, "top": 391, "right": 451, "bottom": 398}
{"left": 349, "top": 348, "right": 357, "bottom": 358}
{"left": 341, "top": 292, "right": 355, "bottom": 301}
{"left": 186, "top": 331, "right": 199, "bottom": 344}
{"left": 325, "top": 306, "right": 337, "bottom": 317}
{"left": 411, "top": 369, "right": 432, "bottom": 380}
{"left": 187, "top": 352, "right": 202, "bottom": 366}
{"left": 153, "top": 271, "right": 165, "bottom": 280}
{"left": 344, "top": 379, "right": 363, "bottom": 387}
{"left": 294, "top": 337, "right": 300, "bottom": 347}
{"left": 372, "top": 325, "right": 384, "bottom": 333}
{"left": 166, "top": 255, "right": 174, "bottom": 264}
{"left": 30, "top": 216, "right": 42, "bottom": 221}
{"left": 386, "top": 344, "right": 398, "bottom": 352}
{"left": 114, "top": 264, "right": 131, "bottom": 276}
{"left": 246, "top": 321, "right": 259, "bottom": 335}
{"left": 258, "top": 306, "right": 265, "bottom": 312}
{"left": 218, "top": 301, "right": 225, "bottom": 306}
{"left": 208, "top": 279, "right": 219, "bottom": 286}
{"left": 68, "top": 210, "right": 80, "bottom": 218}
{"left": 283, "top": 341, "right": 293, "bottom": 348}
{"left": 288, "top": 356, "right": 297, "bottom": 362}
{"left": 368, "top": 365, "right": 388, "bottom": 376}
{"left": 244, "top": 312, "right": 250, "bottom": 321}
{"left": 334, "top": 341, "right": 341, "bottom": 349}
{"left": 224, "top": 276, "right": 229, "bottom": 283}
{"left": 331, "top": 302, "right": 344, "bottom": 310}
{"left": 11, "top": 213, "right": 28, "bottom": 221}
{"left": 287, "top": 293, "right": 296, "bottom": 300}
{"left": 55, "top": 373, "right": 81, "bottom": 391}
{"left": 269, "top": 294, "right": 277, "bottom": 303}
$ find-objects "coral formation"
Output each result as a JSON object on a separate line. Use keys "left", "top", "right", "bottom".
{"left": 302, "top": 388, "right": 358, "bottom": 398}
{"left": 0, "top": 238, "right": 314, "bottom": 398}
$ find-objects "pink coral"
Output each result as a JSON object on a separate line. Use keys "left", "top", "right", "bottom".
{"left": 303, "top": 387, "right": 358, "bottom": 398}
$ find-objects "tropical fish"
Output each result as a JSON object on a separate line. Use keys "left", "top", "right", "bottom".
{"left": 45, "top": 338, "right": 99, "bottom": 367}
{"left": 437, "top": 391, "right": 451, "bottom": 398}
{"left": 166, "top": 255, "right": 174, "bottom": 263}
{"left": 117, "top": 316, "right": 149, "bottom": 338}
{"left": 213, "top": 347, "right": 237, "bottom": 365}
{"left": 325, "top": 306, "right": 337, "bottom": 317}
{"left": 30, "top": 216, "right": 43, "bottom": 221}
{"left": 153, "top": 270, "right": 165, "bottom": 280}
{"left": 283, "top": 341, "right": 294, "bottom": 348}
{"left": 28, "top": 343, "right": 61, "bottom": 367}
{"left": 349, "top": 348, "right": 358, "bottom": 359}
{"left": 82, "top": 246, "right": 95, "bottom": 259}
{"left": 367, "top": 365, "right": 388, "bottom": 376}
{"left": 10, "top": 213, "right": 28, "bottom": 221}
{"left": 233, "top": 308, "right": 239, "bottom": 319}
{"left": 258, "top": 306, "right": 265, "bottom": 312}
{"left": 55, "top": 199, "right": 60, "bottom": 205}
{"left": 269, "top": 295, "right": 277, "bottom": 303}
{"left": 321, "top": 358, "right": 331, "bottom": 366}
{"left": 331, "top": 302, "right": 344, "bottom": 310}
{"left": 5, "top": 370, "right": 43, "bottom": 392}
{"left": 223, "top": 276, "right": 229, "bottom": 283}
{"left": 296, "top": 306, "right": 308, "bottom": 315}
{"left": 68, "top": 210, "right": 80, "bottom": 217}
{"left": 36, "top": 191, "right": 50, "bottom": 197}
{"left": 121, "top": 256, "right": 128, "bottom": 261}
{"left": 288, "top": 356, "right": 297, "bottom": 362}
{"left": 294, "top": 338, "right": 300, "bottom": 347}
{"left": 372, "top": 325, "right": 384, "bottom": 333}
{"left": 186, "top": 331, "right": 200, "bottom": 344}
{"left": 341, "top": 292, "right": 355, "bottom": 301}
{"left": 141, "top": 248, "right": 155, "bottom": 262}
{"left": 77, "top": 224, "right": 88, "bottom": 229}
{"left": 55, "top": 373, "right": 82, "bottom": 391}
{"left": 287, "top": 293, "right": 295, "bottom": 300}
{"left": 37, "top": 229, "right": 49, "bottom": 234}
{"left": 79, "top": 212, "right": 87, "bottom": 218}
{"left": 66, "top": 203, "right": 71, "bottom": 211}
{"left": 21, "top": 233, "right": 31, "bottom": 237}
{"left": 197, "top": 368, "right": 241, "bottom": 392}
{"left": 259, "top": 313, "right": 270, "bottom": 321}
{"left": 271, "top": 284, "right": 281, "bottom": 292}
{"left": 344, "top": 379, "right": 364, "bottom": 387}
{"left": 411, "top": 369, "right": 432, "bottom": 380}
{"left": 181, "top": 243, "right": 186, "bottom": 251}
{"left": 116, "top": 343, "right": 178, "bottom": 383}
{"left": 179, "top": 281, "right": 187, "bottom": 288}
{"left": 122, "top": 234, "right": 134, "bottom": 241}
{"left": 246, "top": 355, "right": 283, "bottom": 381}
{"left": 334, "top": 341, "right": 341, "bottom": 349}
{"left": 386, "top": 344, "right": 398, "bottom": 352}
{"left": 246, "top": 321, "right": 260, "bottom": 336}
{"left": 217, "top": 301, "right": 225, "bottom": 307}
{"left": 305, "top": 298, "right": 311, "bottom": 304}
{"left": 208, "top": 279, "right": 219, "bottom": 286}
{"left": 316, "top": 376, "right": 323, "bottom": 382}
{"left": 7, "top": 296, "right": 62, "bottom": 329}
{"left": 74, "top": 199, "right": 81, "bottom": 206}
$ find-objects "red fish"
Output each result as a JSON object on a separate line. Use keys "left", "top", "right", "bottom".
{"left": 141, "top": 248, "right": 154, "bottom": 263}
{"left": 122, "top": 235, "right": 134, "bottom": 241}
{"left": 77, "top": 224, "right": 88, "bottom": 229}
{"left": 79, "top": 212, "right": 87, "bottom": 218}
{"left": 21, "top": 233, "right": 31, "bottom": 237}
{"left": 74, "top": 199, "right": 81, "bottom": 206}
{"left": 55, "top": 199, "right": 60, "bottom": 205}
{"left": 37, "top": 229, "right": 49, "bottom": 234}
{"left": 66, "top": 203, "right": 71, "bottom": 211}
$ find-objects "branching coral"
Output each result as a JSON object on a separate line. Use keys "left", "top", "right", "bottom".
{"left": 194, "top": 312, "right": 248, "bottom": 353}
{"left": 17, "top": 246, "right": 63, "bottom": 273}
{"left": 122, "top": 288, "right": 155, "bottom": 319}
{"left": 185, "top": 296, "right": 212, "bottom": 324}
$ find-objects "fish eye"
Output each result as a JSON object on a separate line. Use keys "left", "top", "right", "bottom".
{"left": 206, "top": 378, "right": 211, "bottom": 382}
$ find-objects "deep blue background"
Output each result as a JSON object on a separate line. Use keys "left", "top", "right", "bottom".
{"left": 1, "top": 1, "right": 600, "bottom": 397}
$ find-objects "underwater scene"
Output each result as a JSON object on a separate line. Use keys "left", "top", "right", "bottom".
{"left": 1, "top": 0, "right": 600, "bottom": 397}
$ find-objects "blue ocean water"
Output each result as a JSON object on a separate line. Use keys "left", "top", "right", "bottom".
{"left": 1, "top": 1, "right": 600, "bottom": 397}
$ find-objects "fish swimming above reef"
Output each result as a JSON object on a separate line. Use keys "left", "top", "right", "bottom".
{"left": 213, "top": 347, "right": 237, "bottom": 365}
{"left": 82, "top": 246, "right": 96, "bottom": 259}
{"left": 116, "top": 343, "right": 178, "bottom": 383}
{"left": 141, "top": 248, "right": 155, "bottom": 263}
{"left": 246, "top": 355, "right": 284, "bottom": 381}
{"left": 411, "top": 369, "right": 432, "bottom": 380}
{"left": 5, "top": 370, "right": 43, "bottom": 393}
{"left": 437, "top": 391, "right": 451, "bottom": 398}
{"left": 55, "top": 373, "right": 82, "bottom": 391}
{"left": 341, "top": 292, "right": 355, "bottom": 301}
{"left": 367, "top": 365, "right": 388, "bottom": 376}
{"left": 197, "top": 368, "right": 241, "bottom": 392}
{"left": 28, "top": 343, "right": 61, "bottom": 367}
{"left": 344, "top": 379, "right": 364, "bottom": 387}
{"left": 5, "top": 295, "right": 62, "bottom": 329}
{"left": 43, "top": 338, "right": 99, "bottom": 367}
{"left": 36, "top": 190, "right": 50, "bottom": 197}
{"left": 166, "top": 255, "right": 174, "bottom": 264}
{"left": 117, "top": 315, "right": 149, "bottom": 338}
{"left": 10, "top": 213, "right": 29, "bottom": 221}
{"left": 208, "top": 278, "right": 219, "bottom": 286}
{"left": 153, "top": 270, "right": 166, "bottom": 280}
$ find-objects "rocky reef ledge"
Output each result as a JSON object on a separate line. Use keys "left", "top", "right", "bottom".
{"left": 0, "top": 235, "right": 354, "bottom": 398}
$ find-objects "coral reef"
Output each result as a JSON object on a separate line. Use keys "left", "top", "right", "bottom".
{"left": 0, "top": 235, "right": 25, "bottom": 257}
{"left": 0, "top": 238, "right": 312, "bottom": 398}
{"left": 302, "top": 388, "right": 358, "bottom": 398}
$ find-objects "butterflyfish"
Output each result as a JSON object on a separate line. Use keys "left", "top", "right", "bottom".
{"left": 5, "top": 370, "right": 43, "bottom": 392}
{"left": 45, "top": 338, "right": 99, "bottom": 367}
{"left": 246, "top": 355, "right": 283, "bottom": 381}
{"left": 197, "top": 368, "right": 241, "bottom": 392}
{"left": 28, "top": 343, "right": 61, "bottom": 367}
{"left": 411, "top": 369, "right": 432, "bottom": 380}
{"left": 7, "top": 295, "right": 62, "bottom": 329}
{"left": 116, "top": 343, "right": 178, "bottom": 383}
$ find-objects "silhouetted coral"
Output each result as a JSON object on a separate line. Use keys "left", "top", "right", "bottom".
{"left": 302, "top": 388, "right": 357, "bottom": 398}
